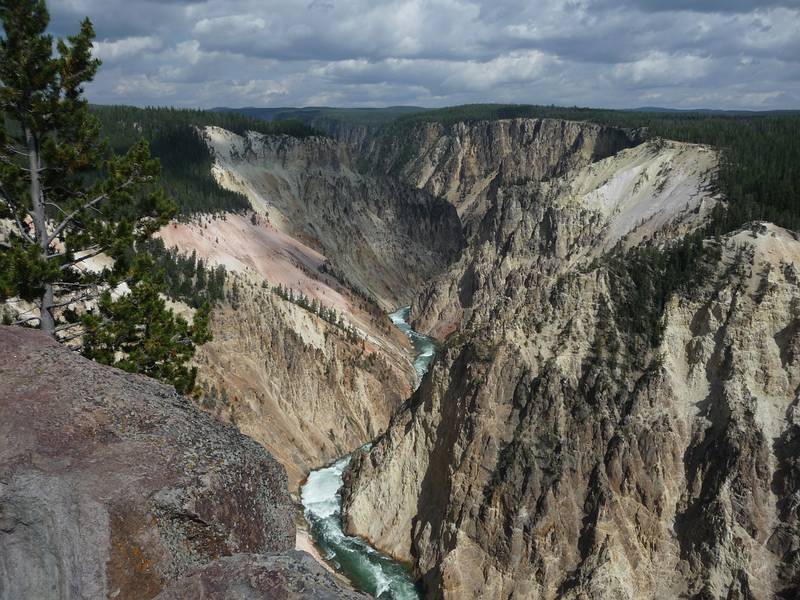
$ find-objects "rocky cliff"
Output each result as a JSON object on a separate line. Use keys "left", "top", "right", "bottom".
{"left": 193, "top": 277, "right": 414, "bottom": 488}
{"left": 310, "top": 119, "right": 381, "bottom": 157}
{"left": 157, "top": 127, "right": 465, "bottom": 493}
{"left": 201, "top": 127, "right": 464, "bottom": 310}
{"left": 341, "top": 119, "right": 800, "bottom": 599}
{"left": 413, "top": 137, "right": 719, "bottom": 338}
{"left": 0, "top": 326, "right": 360, "bottom": 599}
{"left": 343, "top": 118, "right": 642, "bottom": 239}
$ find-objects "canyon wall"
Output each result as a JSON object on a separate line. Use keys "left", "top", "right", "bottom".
{"left": 193, "top": 278, "right": 414, "bottom": 488}
{"left": 201, "top": 127, "right": 464, "bottom": 309}
{"left": 342, "top": 119, "right": 800, "bottom": 599}
{"left": 158, "top": 128, "right": 465, "bottom": 490}
{"left": 338, "top": 118, "right": 642, "bottom": 238}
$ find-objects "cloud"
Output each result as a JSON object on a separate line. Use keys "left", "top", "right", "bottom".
{"left": 620, "top": 0, "right": 800, "bottom": 13}
{"left": 93, "top": 36, "right": 162, "bottom": 63}
{"left": 613, "top": 52, "right": 713, "bottom": 87}
{"left": 192, "top": 14, "right": 268, "bottom": 36}
{"left": 113, "top": 74, "right": 176, "bottom": 98}
{"left": 228, "top": 79, "right": 290, "bottom": 104}
{"left": 40, "top": 0, "right": 800, "bottom": 109}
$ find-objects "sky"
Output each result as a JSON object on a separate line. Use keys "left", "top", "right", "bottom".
{"left": 46, "top": 0, "right": 800, "bottom": 110}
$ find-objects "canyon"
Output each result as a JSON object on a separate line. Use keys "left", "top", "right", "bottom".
{"left": 161, "top": 116, "right": 799, "bottom": 598}
{"left": 2, "top": 113, "right": 797, "bottom": 600}
{"left": 156, "top": 125, "right": 464, "bottom": 489}
{"left": 337, "top": 120, "right": 799, "bottom": 599}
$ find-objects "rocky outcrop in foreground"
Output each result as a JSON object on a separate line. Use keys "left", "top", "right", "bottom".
{"left": 155, "top": 552, "right": 367, "bottom": 600}
{"left": 0, "top": 326, "right": 358, "bottom": 599}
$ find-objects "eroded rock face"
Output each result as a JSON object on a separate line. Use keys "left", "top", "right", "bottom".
{"left": 194, "top": 281, "right": 415, "bottom": 488}
{"left": 0, "top": 326, "right": 355, "bottom": 600}
{"left": 354, "top": 118, "right": 642, "bottom": 238}
{"left": 201, "top": 127, "right": 464, "bottom": 310}
{"left": 346, "top": 223, "right": 800, "bottom": 600}
{"left": 414, "top": 138, "right": 718, "bottom": 339}
{"left": 341, "top": 119, "right": 799, "bottom": 599}
{"left": 157, "top": 127, "right": 466, "bottom": 492}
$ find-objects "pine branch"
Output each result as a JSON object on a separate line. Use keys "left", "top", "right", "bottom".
{"left": 47, "top": 176, "right": 136, "bottom": 245}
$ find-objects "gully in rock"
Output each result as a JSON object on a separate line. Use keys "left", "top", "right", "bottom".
{"left": 301, "top": 306, "right": 436, "bottom": 600}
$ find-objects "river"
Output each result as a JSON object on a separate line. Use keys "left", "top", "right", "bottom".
{"left": 300, "top": 306, "right": 436, "bottom": 599}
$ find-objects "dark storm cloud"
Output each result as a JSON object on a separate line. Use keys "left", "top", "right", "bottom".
{"left": 43, "top": 0, "right": 800, "bottom": 109}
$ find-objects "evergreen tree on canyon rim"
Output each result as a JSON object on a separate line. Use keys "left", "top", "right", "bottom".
{"left": 0, "top": 0, "right": 210, "bottom": 394}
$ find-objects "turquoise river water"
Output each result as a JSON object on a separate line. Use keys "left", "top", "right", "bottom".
{"left": 300, "top": 306, "right": 437, "bottom": 599}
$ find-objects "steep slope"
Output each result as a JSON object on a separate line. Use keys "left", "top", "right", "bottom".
{"left": 200, "top": 127, "right": 463, "bottom": 309}
{"left": 158, "top": 211, "right": 409, "bottom": 358}
{"left": 413, "top": 138, "right": 719, "bottom": 337}
{"left": 346, "top": 226, "right": 800, "bottom": 599}
{"left": 193, "top": 278, "right": 413, "bottom": 488}
{"left": 0, "top": 326, "right": 360, "bottom": 600}
{"left": 155, "top": 127, "right": 464, "bottom": 492}
{"left": 341, "top": 120, "right": 800, "bottom": 598}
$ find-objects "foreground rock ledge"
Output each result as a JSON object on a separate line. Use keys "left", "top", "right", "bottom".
{"left": 0, "top": 326, "right": 362, "bottom": 600}
{"left": 154, "top": 551, "right": 367, "bottom": 600}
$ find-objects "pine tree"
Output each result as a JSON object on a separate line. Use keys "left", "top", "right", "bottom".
{"left": 0, "top": 1, "right": 173, "bottom": 330}
{"left": 81, "top": 260, "right": 212, "bottom": 395}
{"left": 0, "top": 1, "right": 210, "bottom": 393}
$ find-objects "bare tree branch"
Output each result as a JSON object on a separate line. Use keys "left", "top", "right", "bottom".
{"left": 11, "top": 215, "right": 35, "bottom": 244}
{"left": 55, "top": 321, "right": 83, "bottom": 333}
{"left": 58, "top": 329, "right": 87, "bottom": 343}
{"left": 48, "top": 290, "right": 100, "bottom": 309}
{"left": 0, "top": 154, "right": 30, "bottom": 171}
{"left": 13, "top": 215, "right": 35, "bottom": 245}
{"left": 53, "top": 281, "right": 98, "bottom": 289}
{"left": 0, "top": 194, "right": 36, "bottom": 245}
{"left": 47, "top": 243, "right": 101, "bottom": 261}
{"left": 59, "top": 245, "right": 106, "bottom": 270}
{"left": 12, "top": 315, "right": 40, "bottom": 325}
{"left": 44, "top": 201, "right": 69, "bottom": 216}
{"left": 3, "top": 143, "right": 29, "bottom": 157}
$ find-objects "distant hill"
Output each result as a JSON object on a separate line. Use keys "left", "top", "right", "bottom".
{"left": 216, "top": 104, "right": 800, "bottom": 123}
{"left": 627, "top": 106, "right": 800, "bottom": 115}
